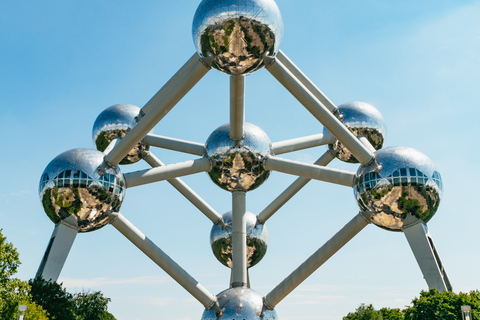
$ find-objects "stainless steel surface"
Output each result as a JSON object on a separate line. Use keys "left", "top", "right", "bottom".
{"left": 354, "top": 146, "right": 443, "bottom": 231}
{"left": 93, "top": 104, "right": 150, "bottom": 165}
{"left": 192, "top": 0, "right": 283, "bottom": 75}
{"left": 205, "top": 123, "right": 272, "bottom": 192}
{"left": 324, "top": 101, "right": 386, "bottom": 163}
{"left": 201, "top": 288, "right": 278, "bottom": 320}
{"left": 39, "top": 148, "right": 125, "bottom": 232}
{"left": 211, "top": 211, "right": 268, "bottom": 269}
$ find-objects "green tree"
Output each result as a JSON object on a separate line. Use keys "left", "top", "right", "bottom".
{"left": 74, "top": 290, "right": 116, "bottom": 320}
{"left": 29, "top": 277, "right": 77, "bottom": 320}
{"left": 404, "top": 289, "right": 480, "bottom": 320}
{"left": 0, "top": 229, "right": 48, "bottom": 320}
{"left": 343, "top": 303, "right": 383, "bottom": 320}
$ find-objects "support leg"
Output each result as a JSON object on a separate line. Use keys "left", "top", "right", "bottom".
{"left": 36, "top": 217, "right": 78, "bottom": 281}
{"left": 403, "top": 221, "right": 453, "bottom": 292}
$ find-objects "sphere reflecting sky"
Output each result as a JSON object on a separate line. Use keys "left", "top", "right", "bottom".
{"left": 354, "top": 146, "right": 443, "bottom": 231}
{"left": 324, "top": 101, "right": 387, "bottom": 163}
{"left": 201, "top": 288, "right": 278, "bottom": 320}
{"left": 192, "top": 0, "right": 283, "bottom": 75}
{"left": 92, "top": 104, "right": 150, "bottom": 165}
{"left": 39, "top": 148, "right": 126, "bottom": 233}
{"left": 210, "top": 211, "right": 268, "bottom": 268}
{"left": 205, "top": 123, "right": 272, "bottom": 192}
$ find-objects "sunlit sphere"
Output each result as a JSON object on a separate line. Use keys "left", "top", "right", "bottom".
{"left": 92, "top": 104, "right": 150, "bottom": 165}
{"left": 39, "top": 148, "right": 126, "bottom": 233}
{"left": 201, "top": 288, "right": 278, "bottom": 320}
{"left": 205, "top": 123, "right": 272, "bottom": 192}
{"left": 192, "top": 0, "right": 283, "bottom": 75}
{"left": 324, "top": 101, "right": 387, "bottom": 163}
{"left": 211, "top": 211, "right": 268, "bottom": 268}
{"left": 354, "top": 146, "right": 443, "bottom": 231}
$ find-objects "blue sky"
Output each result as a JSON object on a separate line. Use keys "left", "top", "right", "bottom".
{"left": 1, "top": 1, "right": 480, "bottom": 319}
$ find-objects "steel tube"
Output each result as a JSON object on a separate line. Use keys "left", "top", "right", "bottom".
{"left": 265, "top": 56, "right": 375, "bottom": 166}
{"left": 230, "top": 75, "right": 245, "bottom": 140}
{"left": 105, "top": 59, "right": 211, "bottom": 167}
{"left": 143, "top": 134, "right": 205, "bottom": 156}
{"left": 140, "top": 53, "right": 201, "bottom": 116}
{"left": 109, "top": 212, "right": 220, "bottom": 311}
{"left": 276, "top": 51, "right": 339, "bottom": 114}
{"left": 124, "top": 158, "right": 211, "bottom": 188}
{"left": 264, "top": 156, "right": 356, "bottom": 187}
{"left": 272, "top": 132, "right": 336, "bottom": 155}
{"left": 231, "top": 191, "right": 248, "bottom": 288}
{"left": 143, "top": 152, "right": 223, "bottom": 225}
{"left": 257, "top": 151, "right": 335, "bottom": 224}
{"left": 263, "top": 212, "right": 372, "bottom": 310}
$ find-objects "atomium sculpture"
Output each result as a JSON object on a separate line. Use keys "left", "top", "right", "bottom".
{"left": 36, "top": 0, "right": 452, "bottom": 318}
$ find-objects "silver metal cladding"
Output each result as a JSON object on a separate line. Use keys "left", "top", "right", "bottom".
{"left": 205, "top": 123, "right": 272, "bottom": 192}
{"left": 210, "top": 211, "right": 268, "bottom": 268}
{"left": 324, "top": 101, "right": 387, "bottom": 163}
{"left": 192, "top": 0, "right": 283, "bottom": 75}
{"left": 39, "top": 148, "right": 126, "bottom": 233}
{"left": 92, "top": 104, "right": 151, "bottom": 164}
{"left": 201, "top": 288, "right": 278, "bottom": 320}
{"left": 354, "top": 146, "right": 443, "bottom": 231}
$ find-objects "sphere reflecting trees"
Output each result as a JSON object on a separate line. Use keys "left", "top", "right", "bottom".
{"left": 192, "top": 0, "right": 283, "bottom": 75}
{"left": 324, "top": 101, "right": 386, "bottom": 163}
{"left": 210, "top": 211, "right": 268, "bottom": 268}
{"left": 205, "top": 123, "right": 272, "bottom": 192}
{"left": 39, "top": 148, "right": 126, "bottom": 232}
{"left": 354, "top": 147, "right": 443, "bottom": 231}
{"left": 92, "top": 104, "right": 150, "bottom": 165}
{"left": 201, "top": 288, "right": 278, "bottom": 320}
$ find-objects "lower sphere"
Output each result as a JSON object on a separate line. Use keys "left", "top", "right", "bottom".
{"left": 201, "top": 288, "right": 278, "bottom": 320}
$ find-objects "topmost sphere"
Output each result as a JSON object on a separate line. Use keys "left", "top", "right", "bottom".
{"left": 192, "top": 0, "right": 283, "bottom": 75}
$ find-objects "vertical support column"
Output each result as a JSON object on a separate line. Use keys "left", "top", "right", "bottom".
{"left": 36, "top": 217, "right": 78, "bottom": 281}
{"left": 231, "top": 191, "right": 247, "bottom": 288}
{"left": 403, "top": 221, "right": 453, "bottom": 292}
{"left": 230, "top": 75, "right": 245, "bottom": 140}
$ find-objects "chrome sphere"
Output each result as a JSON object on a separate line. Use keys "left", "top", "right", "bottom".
{"left": 39, "top": 148, "right": 126, "bottom": 233}
{"left": 211, "top": 211, "right": 268, "bottom": 268}
{"left": 192, "top": 0, "right": 283, "bottom": 75}
{"left": 354, "top": 147, "right": 443, "bottom": 231}
{"left": 201, "top": 288, "right": 278, "bottom": 320}
{"left": 92, "top": 104, "right": 150, "bottom": 165}
{"left": 324, "top": 101, "right": 387, "bottom": 163}
{"left": 205, "top": 123, "right": 272, "bottom": 192}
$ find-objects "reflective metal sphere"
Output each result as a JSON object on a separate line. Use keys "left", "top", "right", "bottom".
{"left": 201, "top": 288, "right": 278, "bottom": 320}
{"left": 92, "top": 104, "right": 150, "bottom": 165}
{"left": 192, "top": 0, "right": 283, "bottom": 75}
{"left": 324, "top": 101, "right": 387, "bottom": 163}
{"left": 211, "top": 211, "right": 268, "bottom": 268}
{"left": 205, "top": 123, "right": 272, "bottom": 192}
{"left": 39, "top": 148, "right": 126, "bottom": 233}
{"left": 354, "top": 146, "right": 443, "bottom": 231}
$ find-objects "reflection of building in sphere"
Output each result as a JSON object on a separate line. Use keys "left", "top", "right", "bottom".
{"left": 201, "top": 288, "right": 278, "bottom": 320}
{"left": 39, "top": 148, "right": 126, "bottom": 233}
{"left": 324, "top": 101, "right": 386, "bottom": 163}
{"left": 192, "top": 0, "right": 283, "bottom": 75}
{"left": 210, "top": 211, "right": 268, "bottom": 269}
{"left": 92, "top": 104, "right": 150, "bottom": 165}
{"left": 354, "top": 146, "right": 443, "bottom": 231}
{"left": 205, "top": 123, "right": 272, "bottom": 192}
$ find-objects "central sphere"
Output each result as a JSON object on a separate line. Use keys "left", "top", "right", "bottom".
{"left": 205, "top": 123, "right": 272, "bottom": 192}
{"left": 210, "top": 211, "right": 268, "bottom": 268}
{"left": 354, "top": 146, "right": 443, "bottom": 231}
{"left": 39, "top": 148, "right": 126, "bottom": 233}
{"left": 201, "top": 288, "right": 278, "bottom": 320}
{"left": 192, "top": 0, "right": 283, "bottom": 75}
